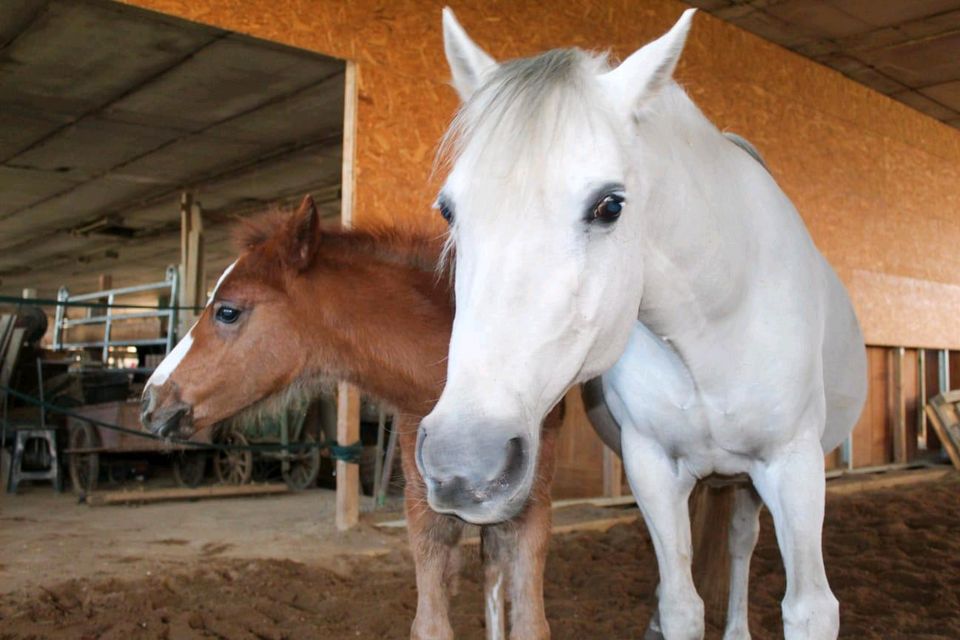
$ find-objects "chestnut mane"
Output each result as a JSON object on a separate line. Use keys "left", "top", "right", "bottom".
{"left": 234, "top": 206, "right": 446, "bottom": 274}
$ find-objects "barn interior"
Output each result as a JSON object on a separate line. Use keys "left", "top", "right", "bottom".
{"left": 1, "top": 0, "right": 356, "bottom": 510}
{"left": 0, "top": 0, "right": 345, "bottom": 300}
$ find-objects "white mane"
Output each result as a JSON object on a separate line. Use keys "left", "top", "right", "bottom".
{"left": 438, "top": 48, "right": 612, "bottom": 179}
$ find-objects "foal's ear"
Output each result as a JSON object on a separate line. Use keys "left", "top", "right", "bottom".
{"left": 601, "top": 9, "right": 695, "bottom": 115}
{"left": 286, "top": 195, "right": 320, "bottom": 271}
{"left": 442, "top": 7, "right": 497, "bottom": 102}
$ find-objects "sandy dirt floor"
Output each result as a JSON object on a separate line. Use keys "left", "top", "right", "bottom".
{"left": 1, "top": 473, "right": 958, "bottom": 639}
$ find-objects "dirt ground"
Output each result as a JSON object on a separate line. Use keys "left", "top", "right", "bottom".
{"left": 1, "top": 473, "right": 959, "bottom": 639}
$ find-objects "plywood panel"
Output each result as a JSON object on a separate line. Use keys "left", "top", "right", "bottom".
{"left": 924, "top": 350, "right": 943, "bottom": 452}
{"left": 902, "top": 349, "right": 919, "bottom": 460}
{"left": 551, "top": 388, "right": 606, "bottom": 499}
{"left": 951, "top": 351, "right": 960, "bottom": 390}
{"left": 120, "top": 0, "right": 960, "bottom": 350}
{"left": 850, "top": 347, "right": 884, "bottom": 467}
{"left": 871, "top": 349, "right": 893, "bottom": 466}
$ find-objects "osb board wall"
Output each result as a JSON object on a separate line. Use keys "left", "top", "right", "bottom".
{"left": 121, "top": 0, "right": 960, "bottom": 351}
{"left": 551, "top": 388, "right": 606, "bottom": 499}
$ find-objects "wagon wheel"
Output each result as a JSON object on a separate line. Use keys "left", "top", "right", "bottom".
{"left": 282, "top": 432, "right": 321, "bottom": 491}
{"left": 252, "top": 457, "right": 278, "bottom": 483}
{"left": 68, "top": 423, "right": 100, "bottom": 496}
{"left": 173, "top": 449, "right": 208, "bottom": 488}
{"left": 213, "top": 431, "right": 253, "bottom": 485}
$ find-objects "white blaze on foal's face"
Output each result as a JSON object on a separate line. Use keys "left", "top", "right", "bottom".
{"left": 416, "top": 8, "right": 696, "bottom": 523}
{"left": 140, "top": 260, "right": 239, "bottom": 436}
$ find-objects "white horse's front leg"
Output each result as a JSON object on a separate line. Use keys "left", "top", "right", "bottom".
{"left": 622, "top": 432, "right": 703, "bottom": 640}
{"left": 722, "top": 484, "right": 763, "bottom": 640}
{"left": 751, "top": 432, "right": 838, "bottom": 640}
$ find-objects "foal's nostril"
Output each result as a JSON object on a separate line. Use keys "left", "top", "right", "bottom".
{"left": 140, "top": 388, "right": 158, "bottom": 426}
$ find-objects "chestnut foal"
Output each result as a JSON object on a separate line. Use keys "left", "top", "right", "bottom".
{"left": 141, "top": 196, "right": 559, "bottom": 639}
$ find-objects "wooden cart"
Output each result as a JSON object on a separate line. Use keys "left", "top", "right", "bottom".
{"left": 66, "top": 399, "right": 323, "bottom": 495}
{"left": 65, "top": 400, "right": 211, "bottom": 495}
{"left": 218, "top": 399, "right": 322, "bottom": 491}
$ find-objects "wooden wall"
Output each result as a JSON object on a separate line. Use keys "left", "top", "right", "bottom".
{"left": 122, "top": 0, "right": 960, "bottom": 350}
{"left": 118, "top": 0, "right": 960, "bottom": 496}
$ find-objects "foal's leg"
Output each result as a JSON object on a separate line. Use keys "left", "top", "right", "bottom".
{"left": 506, "top": 411, "right": 559, "bottom": 640}
{"left": 505, "top": 496, "right": 551, "bottom": 640}
{"left": 481, "top": 527, "right": 509, "bottom": 640}
{"left": 622, "top": 431, "right": 703, "bottom": 640}
{"left": 750, "top": 431, "right": 838, "bottom": 640}
{"left": 722, "top": 484, "right": 763, "bottom": 640}
{"left": 481, "top": 405, "right": 560, "bottom": 640}
{"left": 401, "top": 420, "right": 464, "bottom": 640}
{"left": 482, "top": 502, "right": 552, "bottom": 640}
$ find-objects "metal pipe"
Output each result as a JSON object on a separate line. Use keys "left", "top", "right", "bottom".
{"left": 918, "top": 349, "right": 927, "bottom": 450}
{"left": 373, "top": 408, "right": 386, "bottom": 509}
{"left": 52, "top": 287, "right": 68, "bottom": 351}
{"left": 839, "top": 434, "right": 854, "bottom": 470}
{"left": 60, "top": 338, "right": 169, "bottom": 349}
{"left": 941, "top": 349, "right": 951, "bottom": 392}
{"left": 67, "top": 278, "right": 177, "bottom": 301}
{"left": 102, "top": 292, "right": 114, "bottom": 364}
{"left": 63, "top": 310, "right": 172, "bottom": 326}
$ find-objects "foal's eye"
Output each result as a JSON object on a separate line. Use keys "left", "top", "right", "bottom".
{"left": 215, "top": 306, "right": 241, "bottom": 324}
{"left": 436, "top": 198, "right": 454, "bottom": 225}
{"left": 590, "top": 194, "right": 625, "bottom": 224}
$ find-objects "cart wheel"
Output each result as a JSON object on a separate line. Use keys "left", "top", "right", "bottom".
{"left": 173, "top": 450, "right": 207, "bottom": 488}
{"left": 68, "top": 424, "right": 100, "bottom": 496}
{"left": 213, "top": 431, "right": 253, "bottom": 485}
{"left": 282, "top": 432, "right": 320, "bottom": 491}
{"left": 252, "top": 458, "right": 278, "bottom": 483}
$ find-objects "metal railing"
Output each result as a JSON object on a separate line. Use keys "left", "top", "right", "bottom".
{"left": 53, "top": 266, "right": 180, "bottom": 366}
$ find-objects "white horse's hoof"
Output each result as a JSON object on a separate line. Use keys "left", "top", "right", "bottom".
{"left": 643, "top": 611, "right": 665, "bottom": 640}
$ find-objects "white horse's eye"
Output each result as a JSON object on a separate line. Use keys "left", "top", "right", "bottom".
{"left": 590, "top": 194, "right": 625, "bottom": 224}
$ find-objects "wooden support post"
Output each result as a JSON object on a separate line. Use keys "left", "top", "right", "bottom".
{"left": 336, "top": 381, "right": 361, "bottom": 531}
{"left": 334, "top": 62, "right": 361, "bottom": 532}
{"left": 602, "top": 446, "right": 622, "bottom": 498}
{"left": 340, "top": 61, "right": 358, "bottom": 230}
{"left": 178, "top": 193, "right": 204, "bottom": 338}
{"left": 890, "top": 347, "right": 906, "bottom": 463}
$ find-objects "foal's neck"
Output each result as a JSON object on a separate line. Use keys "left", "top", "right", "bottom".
{"left": 299, "top": 230, "right": 452, "bottom": 417}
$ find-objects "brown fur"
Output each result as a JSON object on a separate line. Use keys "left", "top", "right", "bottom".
{"left": 148, "top": 196, "right": 556, "bottom": 639}
{"left": 690, "top": 483, "right": 735, "bottom": 628}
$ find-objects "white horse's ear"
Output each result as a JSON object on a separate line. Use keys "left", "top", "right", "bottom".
{"left": 601, "top": 9, "right": 696, "bottom": 113}
{"left": 442, "top": 7, "right": 497, "bottom": 102}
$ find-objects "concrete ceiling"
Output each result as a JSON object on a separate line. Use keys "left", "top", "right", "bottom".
{"left": 689, "top": 0, "right": 960, "bottom": 130}
{"left": 0, "top": 0, "right": 345, "bottom": 299}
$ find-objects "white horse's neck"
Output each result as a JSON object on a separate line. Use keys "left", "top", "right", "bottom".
{"left": 632, "top": 86, "right": 819, "bottom": 379}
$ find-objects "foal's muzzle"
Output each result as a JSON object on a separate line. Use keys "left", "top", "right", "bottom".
{"left": 140, "top": 384, "right": 193, "bottom": 438}
{"left": 416, "top": 419, "right": 531, "bottom": 524}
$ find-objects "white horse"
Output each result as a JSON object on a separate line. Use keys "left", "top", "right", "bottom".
{"left": 417, "top": 8, "right": 867, "bottom": 640}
